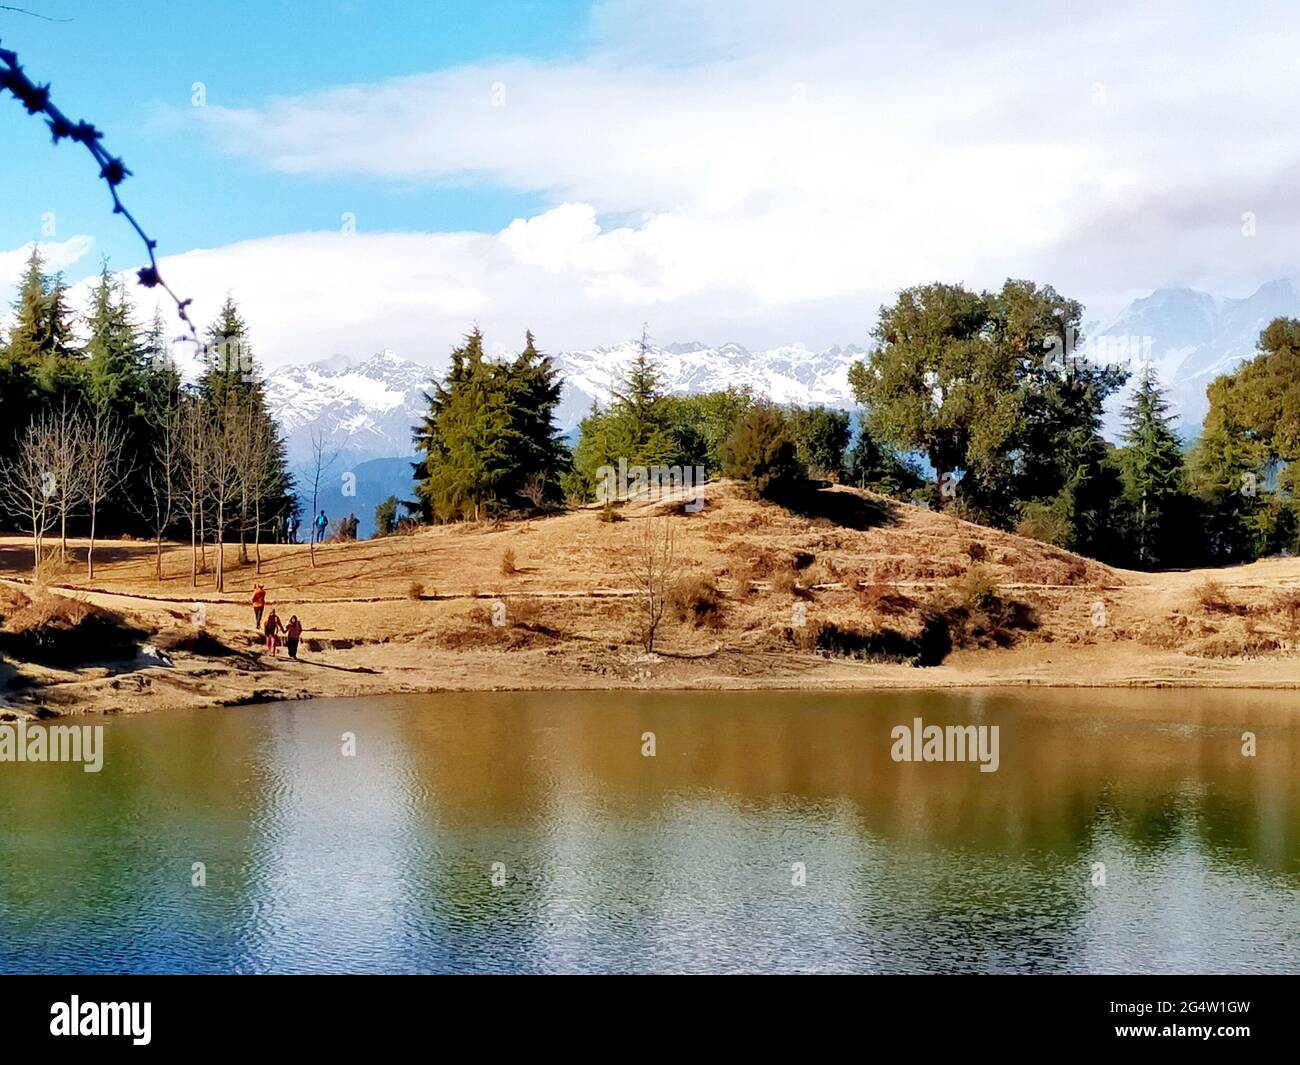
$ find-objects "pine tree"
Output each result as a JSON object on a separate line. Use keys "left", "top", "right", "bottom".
{"left": 502, "top": 331, "right": 569, "bottom": 504}
{"left": 566, "top": 329, "right": 677, "bottom": 500}
{"left": 198, "top": 298, "right": 293, "bottom": 570}
{"left": 1119, "top": 367, "right": 1186, "bottom": 567}
{"left": 415, "top": 329, "right": 519, "bottom": 521}
{"left": 605, "top": 328, "right": 677, "bottom": 467}
{"left": 84, "top": 265, "right": 144, "bottom": 412}
{"left": 0, "top": 248, "right": 46, "bottom": 457}
{"left": 414, "top": 329, "right": 569, "bottom": 520}
{"left": 719, "top": 404, "right": 805, "bottom": 500}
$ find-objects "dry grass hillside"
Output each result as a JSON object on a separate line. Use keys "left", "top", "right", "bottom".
{"left": 4, "top": 480, "right": 1300, "bottom": 716}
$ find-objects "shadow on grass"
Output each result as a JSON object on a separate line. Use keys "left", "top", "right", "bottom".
{"left": 780, "top": 485, "right": 900, "bottom": 531}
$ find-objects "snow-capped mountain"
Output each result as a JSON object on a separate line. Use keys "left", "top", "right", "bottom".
{"left": 265, "top": 341, "right": 868, "bottom": 465}
{"left": 553, "top": 340, "right": 866, "bottom": 426}
{"left": 263, "top": 349, "right": 432, "bottom": 466}
{"left": 1093, "top": 278, "right": 1300, "bottom": 435}
{"left": 264, "top": 280, "right": 1300, "bottom": 472}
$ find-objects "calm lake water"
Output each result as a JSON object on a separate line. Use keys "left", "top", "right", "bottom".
{"left": 1, "top": 689, "right": 1298, "bottom": 973}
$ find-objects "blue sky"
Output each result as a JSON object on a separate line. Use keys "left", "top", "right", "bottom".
{"left": 3, "top": 1, "right": 1298, "bottom": 369}
{"left": 0, "top": 1, "right": 588, "bottom": 273}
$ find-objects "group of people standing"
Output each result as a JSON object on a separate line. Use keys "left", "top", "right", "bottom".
{"left": 272, "top": 513, "right": 301, "bottom": 544}
{"left": 251, "top": 584, "right": 304, "bottom": 659}
{"left": 266, "top": 510, "right": 361, "bottom": 544}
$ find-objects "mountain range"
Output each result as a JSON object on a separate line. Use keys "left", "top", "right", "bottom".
{"left": 263, "top": 279, "right": 1300, "bottom": 533}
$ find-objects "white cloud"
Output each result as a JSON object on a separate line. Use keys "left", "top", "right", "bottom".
{"left": 0, "top": 236, "right": 96, "bottom": 288}
{"left": 158, "top": 0, "right": 1300, "bottom": 364}
{"left": 0, "top": 237, "right": 96, "bottom": 329}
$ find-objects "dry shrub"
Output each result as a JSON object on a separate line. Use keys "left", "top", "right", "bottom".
{"left": 500, "top": 548, "right": 517, "bottom": 576}
{"left": 437, "top": 599, "right": 560, "bottom": 651}
{"left": 964, "top": 541, "right": 988, "bottom": 561}
{"left": 0, "top": 585, "right": 32, "bottom": 620}
{"left": 598, "top": 502, "right": 624, "bottom": 523}
{"left": 934, "top": 566, "right": 1038, "bottom": 650}
{"left": 1271, "top": 588, "right": 1300, "bottom": 641}
{"left": 33, "top": 549, "right": 62, "bottom": 590}
{"left": 1191, "top": 632, "right": 1284, "bottom": 659}
{"left": 154, "top": 627, "right": 243, "bottom": 658}
{"left": 669, "top": 574, "right": 724, "bottom": 628}
{"left": 729, "top": 560, "right": 760, "bottom": 598}
{"left": 0, "top": 594, "right": 146, "bottom": 665}
{"left": 857, "top": 582, "right": 914, "bottom": 616}
{"left": 407, "top": 582, "right": 425, "bottom": 600}
{"left": 807, "top": 557, "right": 844, "bottom": 585}
{"left": 959, "top": 565, "right": 999, "bottom": 612}
{"left": 772, "top": 568, "right": 814, "bottom": 600}
{"left": 790, "top": 617, "right": 951, "bottom": 667}
{"left": 791, "top": 551, "right": 816, "bottom": 571}
{"left": 1193, "top": 579, "right": 1244, "bottom": 614}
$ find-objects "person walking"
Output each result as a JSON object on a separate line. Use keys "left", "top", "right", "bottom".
{"left": 251, "top": 584, "right": 266, "bottom": 630}
{"left": 263, "top": 608, "right": 285, "bottom": 657}
{"left": 288, "top": 515, "right": 299, "bottom": 544}
{"left": 314, "top": 510, "right": 328, "bottom": 544}
{"left": 285, "top": 615, "right": 303, "bottom": 660}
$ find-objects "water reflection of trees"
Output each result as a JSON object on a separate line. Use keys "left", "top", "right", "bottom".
{"left": 393, "top": 689, "right": 1300, "bottom": 884}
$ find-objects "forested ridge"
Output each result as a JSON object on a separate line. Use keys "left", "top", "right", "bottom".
{"left": 5, "top": 255, "right": 1297, "bottom": 576}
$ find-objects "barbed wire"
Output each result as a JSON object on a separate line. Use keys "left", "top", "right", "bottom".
{"left": 0, "top": 6, "right": 71, "bottom": 22}
{"left": 0, "top": 37, "right": 198, "bottom": 346}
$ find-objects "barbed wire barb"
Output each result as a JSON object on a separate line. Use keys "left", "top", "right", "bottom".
{"left": 0, "top": 37, "right": 198, "bottom": 347}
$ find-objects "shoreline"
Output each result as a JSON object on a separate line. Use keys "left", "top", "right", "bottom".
{"left": 6, "top": 484, "right": 1300, "bottom": 718}
{"left": 7, "top": 638, "right": 1300, "bottom": 721}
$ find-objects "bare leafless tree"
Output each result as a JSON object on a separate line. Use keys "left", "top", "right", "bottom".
{"left": 0, "top": 413, "right": 59, "bottom": 575}
{"left": 246, "top": 414, "right": 281, "bottom": 575}
{"left": 306, "top": 427, "right": 339, "bottom": 569}
{"left": 134, "top": 400, "right": 182, "bottom": 580}
{"left": 206, "top": 395, "right": 243, "bottom": 592}
{"left": 634, "top": 518, "right": 678, "bottom": 654}
{"left": 83, "top": 407, "right": 129, "bottom": 581}
{"left": 521, "top": 471, "right": 547, "bottom": 510}
{"left": 178, "top": 393, "right": 210, "bottom": 587}
{"left": 46, "top": 397, "right": 87, "bottom": 565}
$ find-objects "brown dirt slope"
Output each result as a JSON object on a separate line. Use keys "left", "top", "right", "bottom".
{"left": 3, "top": 480, "right": 1300, "bottom": 716}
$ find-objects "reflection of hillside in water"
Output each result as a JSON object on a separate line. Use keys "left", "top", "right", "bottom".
{"left": 389, "top": 689, "right": 1300, "bottom": 882}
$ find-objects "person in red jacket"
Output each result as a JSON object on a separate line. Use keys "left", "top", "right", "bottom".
{"left": 251, "top": 584, "right": 266, "bottom": 630}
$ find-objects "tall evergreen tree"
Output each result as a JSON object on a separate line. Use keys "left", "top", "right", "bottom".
{"left": 199, "top": 297, "right": 294, "bottom": 559}
{"left": 567, "top": 330, "right": 678, "bottom": 500}
{"left": 1119, "top": 367, "right": 1186, "bottom": 567}
{"left": 414, "top": 329, "right": 571, "bottom": 519}
{"left": 605, "top": 329, "right": 677, "bottom": 467}
{"left": 415, "top": 329, "right": 518, "bottom": 521}
{"left": 502, "top": 331, "right": 569, "bottom": 504}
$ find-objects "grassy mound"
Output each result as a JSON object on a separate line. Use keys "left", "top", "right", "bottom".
{"left": 0, "top": 592, "right": 147, "bottom": 666}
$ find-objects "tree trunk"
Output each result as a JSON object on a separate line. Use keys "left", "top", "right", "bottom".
{"left": 254, "top": 497, "right": 262, "bottom": 574}
{"left": 87, "top": 504, "right": 96, "bottom": 581}
{"left": 216, "top": 503, "right": 225, "bottom": 592}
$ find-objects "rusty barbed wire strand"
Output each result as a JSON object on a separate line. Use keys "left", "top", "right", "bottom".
{"left": 0, "top": 38, "right": 198, "bottom": 346}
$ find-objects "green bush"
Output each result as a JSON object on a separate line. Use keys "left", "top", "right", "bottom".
{"left": 719, "top": 405, "right": 806, "bottom": 500}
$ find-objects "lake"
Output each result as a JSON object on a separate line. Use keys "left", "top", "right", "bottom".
{"left": 1, "top": 689, "right": 1297, "bottom": 973}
